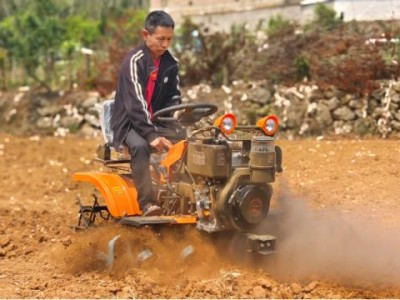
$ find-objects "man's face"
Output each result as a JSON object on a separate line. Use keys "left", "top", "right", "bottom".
{"left": 142, "top": 26, "right": 174, "bottom": 59}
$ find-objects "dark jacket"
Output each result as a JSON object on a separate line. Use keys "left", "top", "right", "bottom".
{"left": 111, "top": 44, "right": 181, "bottom": 149}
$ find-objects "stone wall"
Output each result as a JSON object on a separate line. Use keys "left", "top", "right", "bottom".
{"left": 184, "top": 79, "right": 400, "bottom": 139}
{"left": 0, "top": 80, "right": 399, "bottom": 139}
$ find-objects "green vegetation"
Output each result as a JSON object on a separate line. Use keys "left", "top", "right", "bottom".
{"left": 0, "top": 0, "right": 148, "bottom": 91}
{"left": 310, "top": 3, "right": 342, "bottom": 31}
{"left": 0, "top": 1, "right": 398, "bottom": 96}
{"left": 266, "top": 14, "right": 294, "bottom": 39}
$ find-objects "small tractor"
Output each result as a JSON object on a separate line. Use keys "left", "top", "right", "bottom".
{"left": 73, "top": 102, "right": 283, "bottom": 255}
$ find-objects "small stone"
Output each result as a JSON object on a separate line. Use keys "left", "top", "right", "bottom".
{"left": 255, "top": 277, "right": 275, "bottom": 289}
{"left": 333, "top": 106, "right": 355, "bottom": 121}
{"left": 252, "top": 286, "right": 266, "bottom": 298}
{"left": 304, "top": 281, "right": 319, "bottom": 292}
{"left": 290, "top": 282, "right": 302, "bottom": 294}
{"left": 0, "top": 236, "right": 10, "bottom": 247}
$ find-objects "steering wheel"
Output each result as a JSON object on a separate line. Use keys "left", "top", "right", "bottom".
{"left": 152, "top": 103, "right": 218, "bottom": 126}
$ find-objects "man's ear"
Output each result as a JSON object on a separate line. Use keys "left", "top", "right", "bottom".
{"left": 141, "top": 29, "right": 149, "bottom": 41}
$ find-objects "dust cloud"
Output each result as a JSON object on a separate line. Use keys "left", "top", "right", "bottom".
{"left": 264, "top": 182, "right": 400, "bottom": 288}
{"left": 52, "top": 224, "right": 230, "bottom": 283}
{"left": 52, "top": 181, "right": 400, "bottom": 289}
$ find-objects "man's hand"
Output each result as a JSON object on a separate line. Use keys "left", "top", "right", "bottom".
{"left": 173, "top": 110, "right": 183, "bottom": 119}
{"left": 150, "top": 136, "right": 173, "bottom": 152}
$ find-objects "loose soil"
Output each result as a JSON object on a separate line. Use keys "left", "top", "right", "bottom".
{"left": 0, "top": 133, "right": 400, "bottom": 298}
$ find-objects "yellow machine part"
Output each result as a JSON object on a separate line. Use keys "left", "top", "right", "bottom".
{"left": 73, "top": 172, "right": 141, "bottom": 217}
{"left": 171, "top": 215, "right": 197, "bottom": 224}
{"left": 73, "top": 172, "right": 197, "bottom": 224}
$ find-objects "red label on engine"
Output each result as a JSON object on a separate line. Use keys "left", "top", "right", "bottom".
{"left": 249, "top": 197, "right": 263, "bottom": 217}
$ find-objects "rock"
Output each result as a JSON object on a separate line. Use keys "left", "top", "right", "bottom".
{"left": 342, "top": 94, "right": 354, "bottom": 104}
{"left": 390, "top": 102, "right": 399, "bottom": 111}
{"left": 333, "top": 106, "right": 355, "bottom": 121}
{"left": 354, "top": 109, "right": 365, "bottom": 118}
{"left": 280, "top": 287, "right": 293, "bottom": 299}
{"left": 0, "top": 248, "right": 7, "bottom": 256}
{"left": 5, "top": 108, "right": 17, "bottom": 122}
{"left": 367, "top": 99, "right": 379, "bottom": 114}
{"left": 290, "top": 282, "right": 302, "bottom": 294}
{"left": 354, "top": 116, "right": 377, "bottom": 135}
{"left": 372, "top": 88, "right": 385, "bottom": 100}
{"left": 221, "top": 85, "right": 232, "bottom": 94}
{"left": 323, "top": 89, "right": 336, "bottom": 99}
{"left": 251, "top": 286, "right": 266, "bottom": 298}
{"left": 79, "top": 123, "right": 98, "bottom": 137}
{"left": 24, "top": 248, "right": 34, "bottom": 255}
{"left": 35, "top": 97, "right": 50, "bottom": 107}
{"left": 394, "top": 112, "right": 400, "bottom": 121}
{"left": 393, "top": 82, "right": 400, "bottom": 92}
{"left": 60, "top": 115, "right": 84, "bottom": 128}
{"left": 38, "top": 236, "right": 48, "bottom": 243}
{"left": 0, "top": 236, "right": 10, "bottom": 247}
{"left": 307, "top": 102, "right": 318, "bottom": 115}
{"left": 349, "top": 99, "right": 363, "bottom": 109}
{"left": 315, "top": 103, "right": 333, "bottom": 127}
{"left": 308, "top": 89, "right": 324, "bottom": 102}
{"left": 391, "top": 93, "right": 400, "bottom": 103}
{"left": 248, "top": 87, "right": 272, "bottom": 104}
{"left": 82, "top": 96, "right": 99, "bottom": 109}
{"left": 334, "top": 120, "right": 353, "bottom": 134}
{"left": 84, "top": 113, "right": 100, "bottom": 127}
{"left": 62, "top": 236, "right": 72, "bottom": 248}
{"left": 321, "top": 96, "right": 340, "bottom": 111}
{"left": 86, "top": 105, "right": 101, "bottom": 116}
{"left": 285, "top": 98, "right": 308, "bottom": 129}
{"left": 372, "top": 107, "right": 385, "bottom": 118}
{"left": 390, "top": 120, "right": 400, "bottom": 131}
{"left": 303, "top": 281, "right": 319, "bottom": 292}
{"left": 37, "top": 105, "right": 62, "bottom": 117}
{"left": 36, "top": 117, "right": 53, "bottom": 129}
{"left": 255, "top": 277, "right": 275, "bottom": 289}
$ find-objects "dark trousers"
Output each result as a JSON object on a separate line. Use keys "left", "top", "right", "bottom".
{"left": 124, "top": 128, "right": 153, "bottom": 209}
{"left": 124, "top": 125, "right": 185, "bottom": 210}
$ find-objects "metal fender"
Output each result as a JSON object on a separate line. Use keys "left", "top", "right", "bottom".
{"left": 160, "top": 140, "right": 187, "bottom": 181}
{"left": 73, "top": 172, "right": 140, "bottom": 217}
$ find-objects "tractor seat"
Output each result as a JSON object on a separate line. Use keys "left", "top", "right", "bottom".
{"left": 96, "top": 100, "right": 186, "bottom": 164}
{"left": 97, "top": 99, "right": 130, "bottom": 163}
{"left": 99, "top": 99, "right": 115, "bottom": 146}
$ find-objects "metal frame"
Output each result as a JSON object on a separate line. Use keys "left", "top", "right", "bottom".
{"left": 76, "top": 193, "right": 110, "bottom": 229}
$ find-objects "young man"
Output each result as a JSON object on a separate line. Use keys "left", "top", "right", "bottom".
{"left": 111, "top": 10, "right": 181, "bottom": 216}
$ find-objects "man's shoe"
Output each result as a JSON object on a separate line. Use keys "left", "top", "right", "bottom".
{"left": 143, "top": 204, "right": 163, "bottom": 217}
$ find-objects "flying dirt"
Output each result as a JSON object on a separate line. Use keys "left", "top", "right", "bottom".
{"left": 0, "top": 133, "right": 400, "bottom": 298}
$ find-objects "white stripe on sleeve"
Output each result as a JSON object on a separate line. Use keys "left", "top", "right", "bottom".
{"left": 129, "top": 50, "right": 152, "bottom": 125}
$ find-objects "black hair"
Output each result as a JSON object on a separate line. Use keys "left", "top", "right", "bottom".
{"left": 145, "top": 10, "right": 175, "bottom": 34}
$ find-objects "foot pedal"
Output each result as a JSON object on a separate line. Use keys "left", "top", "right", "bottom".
{"left": 246, "top": 234, "right": 276, "bottom": 255}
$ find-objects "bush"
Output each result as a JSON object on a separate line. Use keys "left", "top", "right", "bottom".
{"left": 266, "top": 14, "right": 295, "bottom": 39}
{"left": 308, "top": 3, "right": 342, "bottom": 31}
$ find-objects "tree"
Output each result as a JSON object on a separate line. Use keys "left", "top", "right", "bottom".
{"left": 0, "top": 0, "right": 67, "bottom": 91}
{"left": 91, "top": 9, "right": 146, "bottom": 95}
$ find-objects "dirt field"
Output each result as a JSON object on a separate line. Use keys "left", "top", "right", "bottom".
{"left": 1, "top": 132, "right": 400, "bottom": 298}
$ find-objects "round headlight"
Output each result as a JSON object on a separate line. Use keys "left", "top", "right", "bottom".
{"left": 213, "top": 113, "right": 237, "bottom": 135}
{"left": 266, "top": 118, "right": 277, "bottom": 133}
{"left": 222, "top": 117, "right": 235, "bottom": 131}
{"left": 256, "top": 115, "right": 279, "bottom": 136}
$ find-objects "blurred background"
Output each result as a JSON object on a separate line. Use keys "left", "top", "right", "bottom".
{"left": 0, "top": 0, "right": 399, "bottom": 138}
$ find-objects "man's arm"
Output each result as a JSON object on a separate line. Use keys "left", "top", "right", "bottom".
{"left": 119, "top": 53, "right": 159, "bottom": 144}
